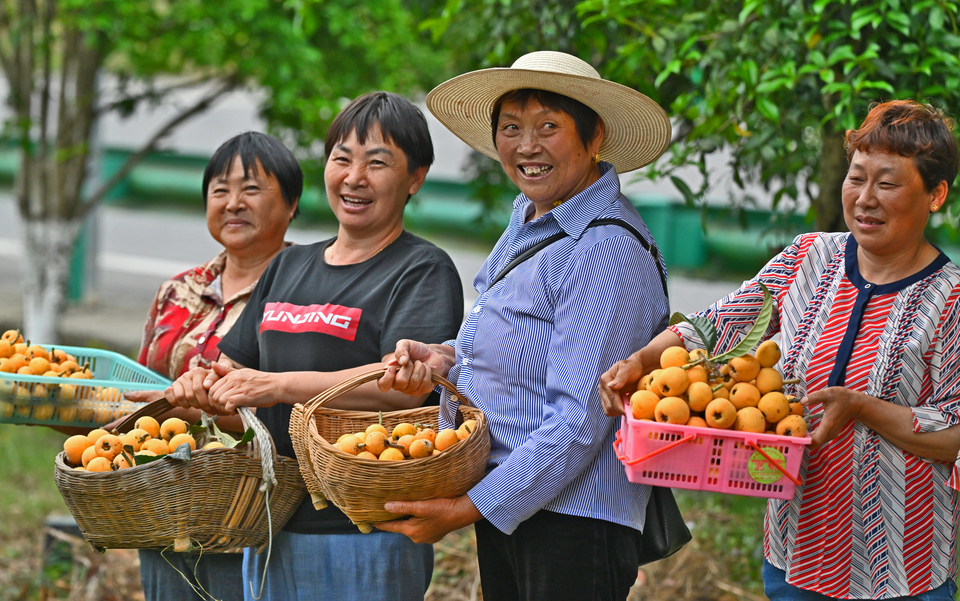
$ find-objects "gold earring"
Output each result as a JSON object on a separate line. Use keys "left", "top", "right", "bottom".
{"left": 593, "top": 153, "right": 600, "bottom": 163}
{"left": 933, "top": 204, "right": 940, "bottom": 211}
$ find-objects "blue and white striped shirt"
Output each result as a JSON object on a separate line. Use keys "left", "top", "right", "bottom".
{"left": 441, "top": 163, "right": 670, "bottom": 534}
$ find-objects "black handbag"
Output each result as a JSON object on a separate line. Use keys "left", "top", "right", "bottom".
{"left": 638, "top": 485, "right": 692, "bottom": 565}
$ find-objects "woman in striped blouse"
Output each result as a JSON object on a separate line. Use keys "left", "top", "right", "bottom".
{"left": 601, "top": 100, "right": 960, "bottom": 600}
{"left": 376, "top": 51, "right": 672, "bottom": 600}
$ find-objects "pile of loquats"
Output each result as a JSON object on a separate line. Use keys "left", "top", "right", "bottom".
{"left": 61, "top": 416, "right": 226, "bottom": 472}
{"left": 334, "top": 419, "right": 477, "bottom": 461}
{"left": 630, "top": 340, "right": 808, "bottom": 438}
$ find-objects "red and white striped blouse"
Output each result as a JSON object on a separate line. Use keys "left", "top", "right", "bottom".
{"left": 672, "top": 232, "right": 960, "bottom": 599}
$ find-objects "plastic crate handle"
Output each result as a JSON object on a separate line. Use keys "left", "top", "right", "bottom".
{"left": 745, "top": 440, "right": 802, "bottom": 487}
{"left": 613, "top": 429, "right": 697, "bottom": 466}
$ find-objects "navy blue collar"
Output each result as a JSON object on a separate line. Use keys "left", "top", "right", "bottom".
{"left": 844, "top": 233, "right": 950, "bottom": 294}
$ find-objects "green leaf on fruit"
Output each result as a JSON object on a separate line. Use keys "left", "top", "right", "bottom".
{"left": 168, "top": 443, "right": 193, "bottom": 461}
{"left": 237, "top": 428, "right": 255, "bottom": 445}
{"left": 669, "top": 312, "right": 718, "bottom": 355}
{"left": 711, "top": 283, "right": 774, "bottom": 363}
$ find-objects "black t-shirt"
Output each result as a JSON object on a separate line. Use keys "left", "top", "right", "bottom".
{"left": 218, "top": 231, "right": 463, "bottom": 534}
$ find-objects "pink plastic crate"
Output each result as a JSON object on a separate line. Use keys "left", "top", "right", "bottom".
{"left": 615, "top": 408, "right": 810, "bottom": 500}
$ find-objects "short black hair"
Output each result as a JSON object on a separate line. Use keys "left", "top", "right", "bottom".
{"left": 203, "top": 132, "right": 303, "bottom": 219}
{"left": 491, "top": 88, "right": 601, "bottom": 152}
{"left": 324, "top": 92, "right": 434, "bottom": 173}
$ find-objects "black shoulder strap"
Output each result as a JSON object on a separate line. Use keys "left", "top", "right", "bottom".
{"left": 487, "top": 218, "right": 668, "bottom": 297}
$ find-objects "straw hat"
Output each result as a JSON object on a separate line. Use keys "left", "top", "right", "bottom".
{"left": 426, "top": 51, "right": 672, "bottom": 173}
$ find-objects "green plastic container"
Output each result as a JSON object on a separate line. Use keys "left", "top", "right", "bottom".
{"left": 0, "top": 344, "right": 170, "bottom": 427}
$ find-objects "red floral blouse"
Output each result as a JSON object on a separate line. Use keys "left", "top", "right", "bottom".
{"left": 137, "top": 251, "right": 256, "bottom": 379}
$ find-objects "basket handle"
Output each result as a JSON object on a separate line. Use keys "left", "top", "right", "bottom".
{"left": 298, "top": 368, "right": 472, "bottom": 425}
{"left": 112, "top": 397, "right": 174, "bottom": 433}
{"left": 613, "top": 429, "right": 697, "bottom": 466}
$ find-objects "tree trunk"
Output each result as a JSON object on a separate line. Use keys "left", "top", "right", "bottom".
{"left": 20, "top": 217, "right": 83, "bottom": 343}
{"left": 814, "top": 126, "right": 848, "bottom": 232}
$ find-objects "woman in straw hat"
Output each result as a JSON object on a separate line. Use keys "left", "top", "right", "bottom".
{"left": 377, "top": 51, "right": 672, "bottom": 600}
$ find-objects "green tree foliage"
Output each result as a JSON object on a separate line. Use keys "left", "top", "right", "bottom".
{"left": 577, "top": 0, "right": 960, "bottom": 232}
{"left": 0, "top": 0, "right": 445, "bottom": 342}
{"left": 424, "top": 0, "right": 960, "bottom": 234}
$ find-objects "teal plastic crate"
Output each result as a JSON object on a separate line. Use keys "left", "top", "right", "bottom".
{"left": 0, "top": 344, "right": 171, "bottom": 427}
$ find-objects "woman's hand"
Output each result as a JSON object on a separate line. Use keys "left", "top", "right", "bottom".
{"left": 207, "top": 363, "right": 281, "bottom": 413}
{"left": 123, "top": 389, "right": 166, "bottom": 404}
{"left": 802, "top": 386, "right": 865, "bottom": 452}
{"left": 373, "top": 495, "right": 482, "bottom": 544}
{"left": 598, "top": 352, "right": 646, "bottom": 417}
{"left": 598, "top": 331, "right": 686, "bottom": 417}
{"left": 165, "top": 366, "right": 225, "bottom": 414}
{"left": 378, "top": 340, "right": 455, "bottom": 397}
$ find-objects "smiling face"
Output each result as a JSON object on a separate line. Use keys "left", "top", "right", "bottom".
{"left": 324, "top": 126, "right": 427, "bottom": 237}
{"left": 842, "top": 150, "right": 946, "bottom": 259}
{"left": 205, "top": 155, "right": 295, "bottom": 258}
{"left": 494, "top": 99, "right": 603, "bottom": 219}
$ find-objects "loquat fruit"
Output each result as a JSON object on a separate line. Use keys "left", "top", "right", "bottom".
{"left": 409, "top": 439, "right": 435, "bottom": 459}
{"left": 85, "top": 456, "right": 112, "bottom": 472}
{"left": 81, "top": 445, "right": 99, "bottom": 468}
{"left": 160, "top": 417, "right": 188, "bottom": 442}
{"left": 659, "top": 346, "right": 690, "bottom": 369}
{"left": 630, "top": 390, "right": 660, "bottom": 421}
{"left": 776, "top": 415, "right": 808, "bottom": 438}
{"left": 733, "top": 407, "right": 766, "bottom": 433}
{"left": 686, "top": 381, "right": 714, "bottom": 413}
{"left": 378, "top": 447, "right": 405, "bottom": 461}
{"left": 654, "top": 366, "right": 689, "bottom": 397}
{"left": 94, "top": 434, "right": 124, "bottom": 460}
{"left": 704, "top": 398, "right": 737, "bottom": 429}
{"left": 391, "top": 423, "right": 417, "bottom": 440}
{"left": 728, "top": 354, "right": 761, "bottom": 382}
{"left": 135, "top": 416, "right": 161, "bottom": 439}
{"left": 168, "top": 433, "right": 197, "bottom": 453}
{"left": 435, "top": 429, "right": 459, "bottom": 452}
{"left": 755, "top": 367, "right": 784, "bottom": 395}
{"left": 363, "top": 431, "right": 388, "bottom": 456}
{"left": 757, "top": 392, "right": 790, "bottom": 423}
{"left": 729, "top": 382, "right": 761, "bottom": 410}
{"left": 654, "top": 396, "right": 690, "bottom": 425}
{"left": 141, "top": 438, "right": 169, "bottom": 456}
{"left": 755, "top": 340, "right": 782, "bottom": 368}
{"left": 64, "top": 435, "right": 93, "bottom": 465}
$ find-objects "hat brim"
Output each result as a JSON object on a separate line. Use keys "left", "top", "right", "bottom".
{"left": 426, "top": 67, "right": 672, "bottom": 173}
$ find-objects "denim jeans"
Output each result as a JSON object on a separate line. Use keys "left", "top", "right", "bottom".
{"left": 138, "top": 548, "right": 244, "bottom": 601}
{"left": 242, "top": 529, "right": 433, "bottom": 601}
{"left": 764, "top": 560, "right": 959, "bottom": 601}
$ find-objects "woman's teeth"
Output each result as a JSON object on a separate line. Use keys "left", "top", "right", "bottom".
{"left": 520, "top": 165, "right": 551, "bottom": 176}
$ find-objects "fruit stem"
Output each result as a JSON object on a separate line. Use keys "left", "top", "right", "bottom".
{"left": 783, "top": 378, "right": 801, "bottom": 385}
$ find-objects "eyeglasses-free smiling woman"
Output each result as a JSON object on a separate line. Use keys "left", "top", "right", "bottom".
{"left": 600, "top": 99, "right": 960, "bottom": 601}
{"left": 376, "top": 50, "right": 673, "bottom": 601}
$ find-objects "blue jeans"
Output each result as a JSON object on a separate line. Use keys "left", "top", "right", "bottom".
{"left": 242, "top": 529, "right": 433, "bottom": 601}
{"left": 764, "top": 560, "right": 958, "bottom": 600}
{"left": 138, "top": 548, "right": 244, "bottom": 601}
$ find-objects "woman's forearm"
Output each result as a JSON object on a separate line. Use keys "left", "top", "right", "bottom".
{"left": 854, "top": 397, "right": 960, "bottom": 463}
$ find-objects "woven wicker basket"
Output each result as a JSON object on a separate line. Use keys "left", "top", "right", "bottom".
{"left": 54, "top": 406, "right": 307, "bottom": 553}
{"left": 289, "top": 369, "right": 490, "bottom": 531}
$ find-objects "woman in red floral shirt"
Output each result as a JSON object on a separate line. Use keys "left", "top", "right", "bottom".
{"left": 132, "top": 131, "right": 301, "bottom": 601}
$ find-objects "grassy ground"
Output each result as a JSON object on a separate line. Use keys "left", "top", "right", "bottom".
{"left": 0, "top": 421, "right": 770, "bottom": 600}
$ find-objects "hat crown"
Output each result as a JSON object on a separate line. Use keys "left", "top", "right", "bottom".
{"left": 510, "top": 51, "right": 600, "bottom": 80}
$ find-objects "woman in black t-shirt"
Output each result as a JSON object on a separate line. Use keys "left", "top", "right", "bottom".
{"left": 165, "top": 92, "right": 463, "bottom": 601}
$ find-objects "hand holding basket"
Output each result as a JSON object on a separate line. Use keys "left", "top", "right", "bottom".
{"left": 289, "top": 368, "right": 490, "bottom": 532}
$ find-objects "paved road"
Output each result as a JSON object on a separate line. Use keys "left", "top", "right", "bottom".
{"left": 0, "top": 192, "right": 741, "bottom": 353}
